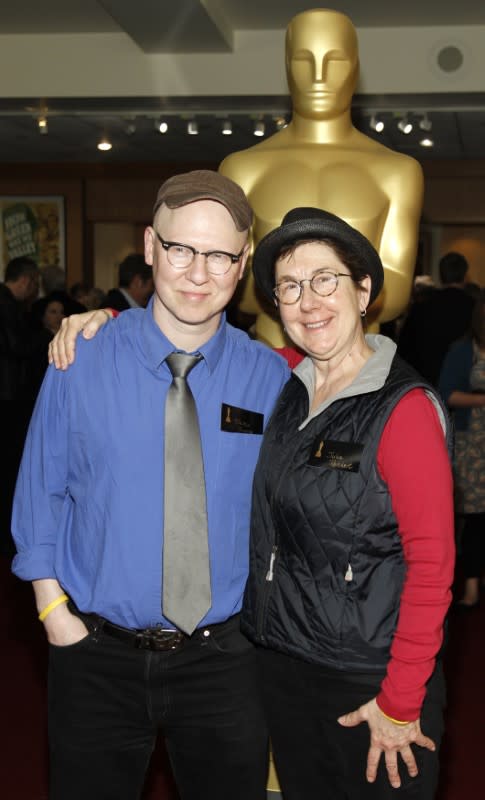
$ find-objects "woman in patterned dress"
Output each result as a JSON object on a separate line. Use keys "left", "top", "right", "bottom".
{"left": 440, "top": 291, "right": 485, "bottom": 607}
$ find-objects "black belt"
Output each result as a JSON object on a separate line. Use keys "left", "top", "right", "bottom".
{"left": 69, "top": 602, "right": 239, "bottom": 652}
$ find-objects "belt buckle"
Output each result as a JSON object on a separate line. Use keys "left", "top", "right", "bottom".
{"left": 135, "top": 628, "right": 185, "bottom": 651}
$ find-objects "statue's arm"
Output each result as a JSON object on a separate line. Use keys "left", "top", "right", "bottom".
{"left": 377, "top": 157, "right": 424, "bottom": 323}
{"left": 219, "top": 151, "right": 255, "bottom": 193}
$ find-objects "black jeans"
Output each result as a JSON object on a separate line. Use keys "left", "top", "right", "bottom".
{"left": 48, "top": 615, "right": 268, "bottom": 800}
{"left": 461, "top": 512, "right": 485, "bottom": 578}
{"left": 258, "top": 648, "right": 445, "bottom": 800}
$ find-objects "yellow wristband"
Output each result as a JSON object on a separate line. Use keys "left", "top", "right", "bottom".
{"left": 378, "top": 708, "right": 410, "bottom": 726}
{"left": 38, "top": 593, "right": 69, "bottom": 622}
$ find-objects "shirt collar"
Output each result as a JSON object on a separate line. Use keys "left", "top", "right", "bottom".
{"left": 119, "top": 288, "right": 140, "bottom": 308}
{"left": 294, "top": 334, "right": 397, "bottom": 429}
{"left": 137, "top": 295, "right": 228, "bottom": 373}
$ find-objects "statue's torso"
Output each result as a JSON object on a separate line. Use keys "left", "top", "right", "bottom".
{"left": 240, "top": 146, "right": 394, "bottom": 250}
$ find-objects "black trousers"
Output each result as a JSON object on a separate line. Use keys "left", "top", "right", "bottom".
{"left": 48, "top": 615, "right": 268, "bottom": 800}
{"left": 460, "top": 512, "right": 485, "bottom": 578}
{"left": 258, "top": 648, "right": 445, "bottom": 800}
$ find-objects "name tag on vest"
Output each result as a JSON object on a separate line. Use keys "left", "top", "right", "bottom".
{"left": 221, "top": 403, "right": 264, "bottom": 435}
{"left": 309, "top": 438, "right": 364, "bottom": 472}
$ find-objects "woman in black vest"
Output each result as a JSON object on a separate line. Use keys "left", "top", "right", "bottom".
{"left": 242, "top": 208, "right": 455, "bottom": 799}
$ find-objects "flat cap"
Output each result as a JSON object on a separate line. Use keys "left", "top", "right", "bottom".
{"left": 153, "top": 170, "right": 253, "bottom": 232}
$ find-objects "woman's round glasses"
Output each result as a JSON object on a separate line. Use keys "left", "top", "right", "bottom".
{"left": 156, "top": 232, "right": 244, "bottom": 276}
{"left": 273, "top": 270, "right": 352, "bottom": 304}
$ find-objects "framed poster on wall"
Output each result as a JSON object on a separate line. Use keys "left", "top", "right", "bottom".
{"left": 0, "top": 195, "right": 65, "bottom": 275}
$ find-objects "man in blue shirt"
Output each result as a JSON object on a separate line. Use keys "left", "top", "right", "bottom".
{"left": 12, "top": 170, "right": 290, "bottom": 800}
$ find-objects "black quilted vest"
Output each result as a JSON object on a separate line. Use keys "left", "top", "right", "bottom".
{"left": 241, "top": 354, "right": 451, "bottom": 672}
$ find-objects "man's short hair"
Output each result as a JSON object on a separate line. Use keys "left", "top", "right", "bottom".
{"left": 439, "top": 252, "right": 468, "bottom": 285}
{"left": 41, "top": 265, "right": 66, "bottom": 294}
{"left": 4, "top": 256, "right": 39, "bottom": 283}
{"left": 70, "top": 282, "right": 91, "bottom": 301}
{"left": 119, "top": 254, "right": 152, "bottom": 288}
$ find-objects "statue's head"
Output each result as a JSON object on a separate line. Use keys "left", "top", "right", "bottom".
{"left": 285, "top": 9, "right": 359, "bottom": 120}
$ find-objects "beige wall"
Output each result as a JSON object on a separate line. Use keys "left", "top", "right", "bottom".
{"left": 422, "top": 161, "right": 485, "bottom": 285}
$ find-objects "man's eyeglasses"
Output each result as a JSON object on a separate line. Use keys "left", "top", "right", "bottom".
{"left": 273, "top": 270, "right": 352, "bottom": 304}
{"left": 155, "top": 232, "right": 244, "bottom": 276}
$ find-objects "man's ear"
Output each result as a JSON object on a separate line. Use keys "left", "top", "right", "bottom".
{"left": 237, "top": 244, "right": 251, "bottom": 281}
{"left": 144, "top": 226, "right": 155, "bottom": 266}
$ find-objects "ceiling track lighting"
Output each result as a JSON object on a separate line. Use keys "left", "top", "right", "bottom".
{"left": 419, "top": 137, "right": 434, "bottom": 148}
{"left": 397, "top": 116, "right": 413, "bottom": 134}
{"left": 419, "top": 114, "right": 432, "bottom": 132}
{"left": 158, "top": 120, "right": 168, "bottom": 134}
{"left": 187, "top": 120, "right": 198, "bottom": 135}
{"left": 253, "top": 119, "right": 265, "bottom": 137}
{"left": 221, "top": 119, "right": 232, "bottom": 135}
{"left": 369, "top": 114, "right": 384, "bottom": 133}
{"left": 97, "top": 136, "right": 112, "bottom": 152}
{"left": 274, "top": 116, "right": 288, "bottom": 130}
{"left": 38, "top": 115, "right": 48, "bottom": 134}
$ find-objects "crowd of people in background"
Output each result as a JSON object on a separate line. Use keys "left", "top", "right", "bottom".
{"left": 0, "top": 252, "right": 153, "bottom": 557}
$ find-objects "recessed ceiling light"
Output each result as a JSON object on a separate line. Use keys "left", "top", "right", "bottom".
{"left": 38, "top": 115, "right": 48, "bottom": 134}
{"left": 97, "top": 137, "right": 112, "bottom": 151}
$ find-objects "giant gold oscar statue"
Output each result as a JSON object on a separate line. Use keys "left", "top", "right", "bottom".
{"left": 220, "top": 8, "right": 424, "bottom": 347}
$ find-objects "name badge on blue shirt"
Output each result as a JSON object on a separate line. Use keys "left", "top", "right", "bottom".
{"left": 221, "top": 403, "right": 264, "bottom": 435}
{"left": 309, "top": 437, "right": 363, "bottom": 472}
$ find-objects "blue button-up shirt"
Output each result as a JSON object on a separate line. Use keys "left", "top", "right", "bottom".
{"left": 12, "top": 302, "right": 290, "bottom": 628}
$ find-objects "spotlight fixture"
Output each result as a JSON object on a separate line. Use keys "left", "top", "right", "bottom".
{"left": 97, "top": 137, "right": 112, "bottom": 152}
{"left": 369, "top": 115, "right": 384, "bottom": 133}
{"left": 274, "top": 116, "right": 288, "bottom": 130}
{"left": 125, "top": 122, "right": 136, "bottom": 135}
{"left": 419, "top": 114, "right": 432, "bottom": 132}
{"left": 253, "top": 120, "right": 265, "bottom": 137}
{"left": 221, "top": 119, "right": 232, "bottom": 135}
{"left": 158, "top": 120, "right": 168, "bottom": 134}
{"left": 419, "top": 137, "right": 434, "bottom": 148}
{"left": 397, "top": 116, "right": 413, "bottom": 134}
{"left": 38, "top": 115, "right": 48, "bottom": 135}
{"left": 187, "top": 120, "right": 198, "bottom": 135}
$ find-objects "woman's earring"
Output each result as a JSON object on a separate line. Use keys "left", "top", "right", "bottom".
{"left": 360, "top": 308, "right": 367, "bottom": 318}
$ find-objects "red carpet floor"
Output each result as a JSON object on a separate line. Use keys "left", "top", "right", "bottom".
{"left": 1, "top": 554, "right": 483, "bottom": 799}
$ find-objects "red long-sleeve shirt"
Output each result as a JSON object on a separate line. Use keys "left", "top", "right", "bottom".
{"left": 276, "top": 349, "right": 455, "bottom": 721}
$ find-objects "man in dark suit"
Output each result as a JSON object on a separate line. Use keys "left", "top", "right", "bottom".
{"left": 398, "top": 251, "right": 475, "bottom": 385}
{"left": 0, "top": 256, "right": 42, "bottom": 554}
{"left": 102, "top": 253, "right": 154, "bottom": 312}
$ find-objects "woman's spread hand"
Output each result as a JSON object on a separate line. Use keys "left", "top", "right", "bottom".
{"left": 337, "top": 697, "right": 435, "bottom": 788}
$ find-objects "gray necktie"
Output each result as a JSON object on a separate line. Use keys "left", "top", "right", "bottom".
{"left": 163, "top": 352, "right": 211, "bottom": 634}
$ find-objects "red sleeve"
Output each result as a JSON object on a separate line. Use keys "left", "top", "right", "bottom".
{"left": 274, "top": 346, "right": 305, "bottom": 369}
{"left": 375, "top": 388, "right": 455, "bottom": 721}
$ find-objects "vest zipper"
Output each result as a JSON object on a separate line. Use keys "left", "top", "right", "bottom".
{"left": 256, "top": 544, "right": 278, "bottom": 640}
{"left": 266, "top": 545, "right": 278, "bottom": 581}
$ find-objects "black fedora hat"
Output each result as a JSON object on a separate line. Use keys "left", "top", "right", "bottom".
{"left": 252, "top": 207, "right": 384, "bottom": 305}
